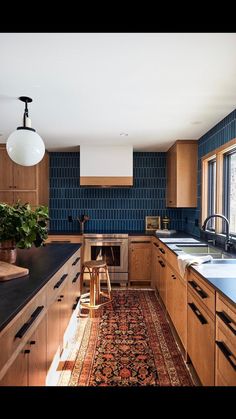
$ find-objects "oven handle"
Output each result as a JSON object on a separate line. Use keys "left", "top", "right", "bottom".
{"left": 86, "top": 239, "right": 125, "bottom": 245}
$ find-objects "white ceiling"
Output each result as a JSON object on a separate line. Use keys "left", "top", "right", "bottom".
{"left": 0, "top": 32, "right": 236, "bottom": 152}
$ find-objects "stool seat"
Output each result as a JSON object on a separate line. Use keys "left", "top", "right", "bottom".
{"left": 83, "top": 260, "right": 107, "bottom": 269}
{"left": 80, "top": 260, "right": 112, "bottom": 316}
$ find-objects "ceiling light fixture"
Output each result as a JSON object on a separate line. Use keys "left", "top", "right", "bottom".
{"left": 6, "top": 96, "right": 45, "bottom": 166}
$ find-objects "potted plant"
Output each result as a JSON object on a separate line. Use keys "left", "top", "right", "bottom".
{"left": 0, "top": 201, "right": 49, "bottom": 263}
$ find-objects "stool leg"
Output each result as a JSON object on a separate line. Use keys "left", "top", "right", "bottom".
{"left": 105, "top": 265, "right": 112, "bottom": 298}
{"left": 95, "top": 268, "right": 101, "bottom": 305}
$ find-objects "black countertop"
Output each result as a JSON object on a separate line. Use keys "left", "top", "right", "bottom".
{"left": 0, "top": 243, "right": 81, "bottom": 332}
{"left": 48, "top": 229, "right": 196, "bottom": 238}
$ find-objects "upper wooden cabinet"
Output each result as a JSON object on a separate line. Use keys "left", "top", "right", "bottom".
{"left": 166, "top": 140, "right": 198, "bottom": 207}
{"left": 0, "top": 144, "right": 49, "bottom": 207}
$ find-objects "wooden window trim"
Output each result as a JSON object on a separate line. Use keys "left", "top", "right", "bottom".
{"left": 201, "top": 137, "right": 236, "bottom": 233}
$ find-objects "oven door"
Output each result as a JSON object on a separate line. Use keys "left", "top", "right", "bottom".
{"left": 84, "top": 239, "right": 128, "bottom": 273}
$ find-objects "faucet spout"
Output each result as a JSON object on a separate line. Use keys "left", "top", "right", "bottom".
{"left": 201, "top": 213, "right": 232, "bottom": 252}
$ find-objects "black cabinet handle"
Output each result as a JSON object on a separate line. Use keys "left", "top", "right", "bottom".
{"left": 158, "top": 261, "right": 165, "bottom": 268}
{"left": 159, "top": 248, "right": 165, "bottom": 254}
{"left": 154, "top": 243, "right": 159, "bottom": 248}
{"left": 131, "top": 241, "right": 151, "bottom": 244}
{"left": 24, "top": 349, "right": 30, "bottom": 354}
{"left": 54, "top": 273, "right": 68, "bottom": 289}
{"left": 188, "top": 302, "right": 208, "bottom": 325}
{"left": 189, "top": 280, "right": 208, "bottom": 299}
{"left": 72, "top": 272, "right": 80, "bottom": 283}
{"left": 72, "top": 257, "right": 80, "bottom": 266}
{"left": 216, "top": 340, "right": 236, "bottom": 371}
{"left": 15, "top": 306, "right": 44, "bottom": 339}
{"left": 216, "top": 311, "right": 236, "bottom": 336}
{"left": 30, "top": 341, "right": 36, "bottom": 345}
{"left": 51, "top": 240, "right": 71, "bottom": 243}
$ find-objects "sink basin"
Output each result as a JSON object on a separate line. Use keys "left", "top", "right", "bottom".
{"left": 177, "top": 245, "right": 220, "bottom": 254}
{"left": 176, "top": 244, "right": 233, "bottom": 259}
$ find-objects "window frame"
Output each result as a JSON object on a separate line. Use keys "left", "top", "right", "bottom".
{"left": 201, "top": 137, "right": 236, "bottom": 237}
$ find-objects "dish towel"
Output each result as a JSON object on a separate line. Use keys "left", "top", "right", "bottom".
{"left": 177, "top": 253, "right": 213, "bottom": 277}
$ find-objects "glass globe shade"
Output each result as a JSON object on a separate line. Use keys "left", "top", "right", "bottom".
{"left": 6, "top": 129, "right": 45, "bottom": 166}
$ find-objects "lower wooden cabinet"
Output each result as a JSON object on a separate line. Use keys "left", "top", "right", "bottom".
{"left": 0, "top": 348, "right": 28, "bottom": 386}
{"left": 187, "top": 288, "right": 215, "bottom": 386}
{"left": 158, "top": 256, "right": 166, "bottom": 306}
{"left": 129, "top": 237, "right": 152, "bottom": 283}
{"left": 166, "top": 265, "right": 187, "bottom": 349}
{"left": 0, "top": 247, "right": 81, "bottom": 386}
{"left": 215, "top": 293, "right": 236, "bottom": 386}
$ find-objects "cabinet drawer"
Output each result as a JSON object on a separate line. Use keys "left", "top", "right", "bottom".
{"left": 187, "top": 270, "right": 215, "bottom": 315}
{"left": 0, "top": 291, "right": 46, "bottom": 378}
{"left": 215, "top": 325, "right": 236, "bottom": 386}
{"left": 46, "top": 264, "right": 69, "bottom": 305}
{"left": 216, "top": 293, "right": 236, "bottom": 343}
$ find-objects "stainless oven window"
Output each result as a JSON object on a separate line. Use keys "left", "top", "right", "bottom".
{"left": 91, "top": 245, "right": 120, "bottom": 266}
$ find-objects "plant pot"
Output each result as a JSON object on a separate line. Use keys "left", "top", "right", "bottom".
{"left": 0, "top": 240, "right": 17, "bottom": 264}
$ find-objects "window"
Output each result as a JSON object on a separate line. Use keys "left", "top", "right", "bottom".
{"left": 223, "top": 150, "right": 236, "bottom": 235}
{"left": 207, "top": 159, "right": 216, "bottom": 230}
{"left": 202, "top": 138, "right": 236, "bottom": 237}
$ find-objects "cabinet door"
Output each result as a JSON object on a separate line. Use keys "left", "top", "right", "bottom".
{"left": 166, "top": 266, "right": 187, "bottom": 349}
{"left": 13, "top": 164, "right": 37, "bottom": 190}
{"left": 59, "top": 281, "right": 71, "bottom": 351}
{"left": 13, "top": 191, "right": 38, "bottom": 206}
{"left": 166, "top": 146, "right": 176, "bottom": 207}
{"left": 187, "top": 290, "right": 215, "bottom": 386}
{"left": 158, "top": 257, "right": 166, "bottom": 306}
{"left": 28, "top": 316, "right": 47, "bottom": 386}
{"left": 47, "top": 299, "right": 60, "bottom": 371}
{"left": 0, "top": 191, "right": 14, "bottom": 204}
{"left": 129, "top": 242, "right": 151, "bottom": 282}
{"left": 0, "top": 147, "right": 14, "bottom": 190}
{"left": 0, "top": 348, "right": 28, "bottom": 386}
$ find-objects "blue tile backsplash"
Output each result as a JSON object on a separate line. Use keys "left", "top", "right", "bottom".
{"left": 182, "top": 108, "right": 236, "bottom": 237}
{"left": 49, "top": 152, "right": 182, "bottom": 232}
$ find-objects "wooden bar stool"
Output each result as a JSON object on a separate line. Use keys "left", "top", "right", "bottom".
{"left": 80, "top": 260, "right": 112, "bottom": 316}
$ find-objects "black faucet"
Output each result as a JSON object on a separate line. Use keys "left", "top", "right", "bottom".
{"left": 201, "top": 214, "right": 233, "bottom": 252}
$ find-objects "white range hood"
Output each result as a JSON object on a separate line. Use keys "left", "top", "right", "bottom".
{"left": 80, "top": 145, "right": 133, "bottom": 186}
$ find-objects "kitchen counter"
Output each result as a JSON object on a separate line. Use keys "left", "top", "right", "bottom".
{"left": 157, "top": 236, "right": 236, "bottom": 306}
{"left": 0, "top": 243, "right": 81, "bottom": 332}
{"left": 48, "top": 229, "right": 196, "bottom": 238}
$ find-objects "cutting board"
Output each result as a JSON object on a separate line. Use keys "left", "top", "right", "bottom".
{"left": 0, "top": 261, "right": 29, "bottom": 281}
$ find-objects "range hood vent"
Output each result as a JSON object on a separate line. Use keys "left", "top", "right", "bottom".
{"left": 80, "top": 145, "right": 133, "bottom": 187}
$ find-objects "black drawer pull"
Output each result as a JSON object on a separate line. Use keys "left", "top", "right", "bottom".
{"left": 24, "top": 349, "right": 30, "bottom": 354}
{"left": 188, "top": 302, "right": 208, "bottom": 325}
{"left": 216, "top": 311, "right": 236, "bottom": 336}
{"left": 158, "top": 261, "right": 165, "bottom": 268}
{"left": 51, "top": 240, "right": 71, "bottom": 243}
{"left": 189, "top": 280, "right": 208, "bottom": 299}
{"left": 15, "top": 306, "right": 44, "bottom": 339}
{"left": 154, "top": 243, "right": 159, "bottom": 248}
{"left": 54, "top": 273, "right": 68, "bottom": 289}
{"left": 72, "top": 272, "right": 80, "bottom": 283}
{"left": 131, "top": 241, "right": 151, "bottom": 244}
{"left": 159, "top": 248, "right": 165, "bottom": 254}
{"left": 216, "top": 341, "right": 236, "bottom": 371}
{"left": 72, "top": 257, "right": 80, "bottom": 266}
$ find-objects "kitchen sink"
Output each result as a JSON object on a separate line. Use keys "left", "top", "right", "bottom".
{"left": 176, "top": 244, "right": 234, "bottom": 259}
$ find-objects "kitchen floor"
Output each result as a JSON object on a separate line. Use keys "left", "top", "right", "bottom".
{"left": 50, "top": 286, "right": 198, "bottom": 387}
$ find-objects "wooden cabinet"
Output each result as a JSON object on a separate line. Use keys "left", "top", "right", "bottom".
{"left": 0, "top": 144, "right": 49, "bottom": 206}
{"left": 215, "top": 293, "right": 236, "bottom": 386}
{"left": 0, "top": 246, "right": 81, "bottom": 386}
{"left": 166, "top": 265, "right": 187, "bottom": 349}
{"left": 151, "top": 240, "right": 160, "bottom": 291}
{"left": 166, "top": 140, "right": 198, "bottom": 208}
{"left": 129, "top": 237, "right": 152, "bottom": 283}
{"left": 187, "top": 287, "right": 215, "bottom": 386}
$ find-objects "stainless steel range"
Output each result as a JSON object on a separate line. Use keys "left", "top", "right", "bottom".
{"left": 83, "top": 233, "right": 128, "bottom": 285}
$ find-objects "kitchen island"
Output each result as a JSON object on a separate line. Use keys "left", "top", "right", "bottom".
{"left": 0, "top": 243, "right": 81, "bottom": 386}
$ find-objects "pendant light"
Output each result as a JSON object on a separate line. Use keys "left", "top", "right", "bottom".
{"left": 6, "top": 96, "right": 45, "bottom": 166}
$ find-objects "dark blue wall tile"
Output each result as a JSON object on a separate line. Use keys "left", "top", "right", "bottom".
{"left": 49, "top": 151, "right": 180, "bottom": 232}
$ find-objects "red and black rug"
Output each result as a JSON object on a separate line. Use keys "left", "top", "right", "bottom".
{"left": 59, "top": 290, "right": 193, "bottom": 386}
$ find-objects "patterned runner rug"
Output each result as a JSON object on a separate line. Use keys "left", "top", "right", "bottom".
{"left": 58, "top": 290, "right": 193, "bottom": 386}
